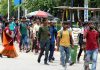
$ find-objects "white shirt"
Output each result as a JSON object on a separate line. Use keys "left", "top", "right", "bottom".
{"left": 32, "top": 24, "right": 40, "bottom": 37}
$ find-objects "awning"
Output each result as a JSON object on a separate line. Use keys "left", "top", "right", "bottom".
{"left": 54, "top": 6, "right": 100, "bottom": 11}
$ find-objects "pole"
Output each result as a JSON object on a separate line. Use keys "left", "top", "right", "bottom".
{"left": 84, "top": 0, "right": 88, "bottom": 22}
{"left": 18, "top": 6, "right": 20, "bottom": 22}
{"left": 77, "top": 5, "right": 79, "bottom": 19}
{"left": 66, "top": 0, "right": 68, "bottom": 20}
{"left": 8, "top": 0, "right": 10, "bottom": 21}
{"left": 70, "top": 0, "right": 74, "bottom": 26}
{"left": 25, "top": 9, "right": 27, "bottom": 17}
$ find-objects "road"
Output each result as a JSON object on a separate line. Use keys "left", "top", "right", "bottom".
{"left": 0, "top": 43, "right": 100, "bottom": 70}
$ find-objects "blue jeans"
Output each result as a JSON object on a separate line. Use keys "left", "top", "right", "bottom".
{"left": 19, "top": 34, "right": 28, "bottom": 50}
{"left": 84, "top": 49, "right": 98, "bottom": 70}
{"left": 49, "top": 42, "right": 55, "bottom": 61}
{"left": 59, "top": 46, "right": 70, "bottom": 66}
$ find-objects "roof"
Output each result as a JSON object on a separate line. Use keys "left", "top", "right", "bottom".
{"left": 54, "top": 6, "right": 100, "bottom": 11}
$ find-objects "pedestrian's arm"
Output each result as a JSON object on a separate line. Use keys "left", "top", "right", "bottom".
{"left": 70, "top": 32, "right": 74, "bottom": 48}
{"left": 38, "top": 27, "right": 41, "bottom": 42}
{"left": 98, "top": 40, "right": 100, "bottom": 53}
{"left": 83, "top": 29, "right": 88, "bottom": 39}
{"left": 18, "top": 24, "right": 21, "bottom": 36}
{"left": 56, "top": 31, "right": 60, "bottom": 51}
{"left": 97, "top": 33, "right": 100, "bottom": 52}
{"left": 54, "top": 28, "right": 57, "bottom": 42}
{"left": 5, "top": 29, "right": 12, "bottom": 38}
{"left": 56, "top": 36, "right": 60, "bottom": 51}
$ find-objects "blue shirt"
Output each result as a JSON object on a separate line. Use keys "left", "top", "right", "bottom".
{"left": 49, "top": 26, "right": 57, "bottom": 43}
{"left": 9, "top": 21, "right": 16, "bottom": 31}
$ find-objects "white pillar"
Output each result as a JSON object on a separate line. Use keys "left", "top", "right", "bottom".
{"left": 18, "top": 6, "right": 20, "bottom": 22}
{"left": 72, "top": 13, "right": 74, "bottom": 22}
{"left": 25, "top": 9, "right": 28, "bottom": 17}
{"left": 84, "top": 0, "right": 88, "bottom": 22}
{"left": 8, "top": 0, "right": 10, "bottom": 21}
{"left": 77, "top": 5, "right": 80, "bottom": 19}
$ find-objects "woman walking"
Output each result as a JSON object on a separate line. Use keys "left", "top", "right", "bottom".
{"left": 0, "top": 22, "right": 18, "bottom": 58}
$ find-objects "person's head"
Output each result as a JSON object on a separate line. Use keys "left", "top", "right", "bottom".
{"left": 78, "top": 18, "right": 82, "bottom": 22}
{"left": 42, "top": 18, "right": 48, "bottom": 26}
{"left": 88, "top": 21, "right": 93, "bottom": 26}
{"left": 83, "top": 22, "right": 88, "bottom": 27}
{"left": 62, "top": 21, "right": 70, "bottom": 30}
{"left": 88, "top": 21, "right": 95, "bottom": 30}
{"left": 36, "top": 19, "right": 40, "bottom": 25}
{"left": 49, "top": 21, "right": 55, "bottom": 26}
{"left": 21, "top": 17, "right": 26, "bottom": 22}
{"left": 9, "top": 18, "right": 13, "bottom": 23}
{"left": 5, "top": 22, "right": 9, "bottom": 27}
{"left": 14, "top": 18, "right": 18, "bottom": 23}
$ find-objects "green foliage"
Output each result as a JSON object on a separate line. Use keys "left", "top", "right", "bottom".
{"left": 0, "top": 0, "right": 99, "bottom": 17}
{"left": 23, "top": 0, "right": 61, "bottom": 12}
{"left": 0, "top": 0, "right": 15, "bottom": 16}
{"left": 0, "top": 0, "right": 8, "bottom": 16}
{"left": 96, "top": 0, "right": 100, "bottom": 7}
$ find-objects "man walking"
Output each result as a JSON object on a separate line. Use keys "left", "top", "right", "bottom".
{"left": 57, "top": 21, "right": 74, "bottom": 69}
{"left": 84, "top": 22, "right": 100, "bottom": 70}
{"left": 48, "top": 21, "right": 57, "bottom": 62}
{"left": 37, "top": 18, "right": 50, "bottom": 65}
{"left": 19, "top": 17, "right": 30, "bottom": 53}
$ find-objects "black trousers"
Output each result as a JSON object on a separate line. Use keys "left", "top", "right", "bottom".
{"left": 77, "top": 44, "right": 85, "bottom": 61}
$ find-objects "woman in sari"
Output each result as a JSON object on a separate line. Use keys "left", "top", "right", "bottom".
{"left": 0, "top": 22, "right": 18, "bottom": 58}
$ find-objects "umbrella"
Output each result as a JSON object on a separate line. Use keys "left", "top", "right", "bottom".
{"left": 26, "top": 10, "right": 53, "bottom": 18}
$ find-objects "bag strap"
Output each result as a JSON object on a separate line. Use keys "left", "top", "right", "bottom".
{"left": 60, "top": 30, "right": 70, "bottom": 38}
{"left": 60, "top": 30, "right": 73, "bottom": 45}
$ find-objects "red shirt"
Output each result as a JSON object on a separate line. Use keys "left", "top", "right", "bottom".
{"left": 4, "top": 27, "right": 13, "bottom": 42}
{"left": 86, "top": 30, "right": 99, "bottom": 50}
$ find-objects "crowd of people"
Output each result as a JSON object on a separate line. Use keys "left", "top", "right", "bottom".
{"left": 0, "top": 16, "right": 100, "bottom": 70}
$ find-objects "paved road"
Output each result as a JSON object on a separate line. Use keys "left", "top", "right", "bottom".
{"left": 0, "top": 43, "right": 100, "bottom": 70}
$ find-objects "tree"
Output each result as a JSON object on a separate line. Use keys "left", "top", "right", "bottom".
{"left": 0, "top": 0, "right": 15, "bottom": 17}
{"left": 96, "top": 0, "right": 100, "bottom": 7}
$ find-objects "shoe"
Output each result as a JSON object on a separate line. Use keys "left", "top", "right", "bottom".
{"left": 44, "top": 62, "right": 49, "bottom": 65}
{"left": 37, "top": 59, "right": 40, "bottom": 63}
{"left": 70, "top": 62, "right": 75, "bottom": 66}
{"left": 77, "top": 60, "right": 79, "bottom": 63}
{"left": 49, "top": 60, "right": 53, "bottom": 63}
{"left": 7, "top": 56, "right": 11, "bottom": 58}
{"left": 19, "top": 50, "right": 22, "bottom": 52}
{"left": 26, "top": 49, "right": 30, "bottom": 53}
{"left": 0, "top": 54, "right": 2, "bottom": 58}
{"left": 51, "top": 57, "right": 55, "bottom": 61}
{"left": 84, "top": 65, "right": 90, "bottom": 70}
{"left": 62, "top": 64, "right": 66, "bottom": 67}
